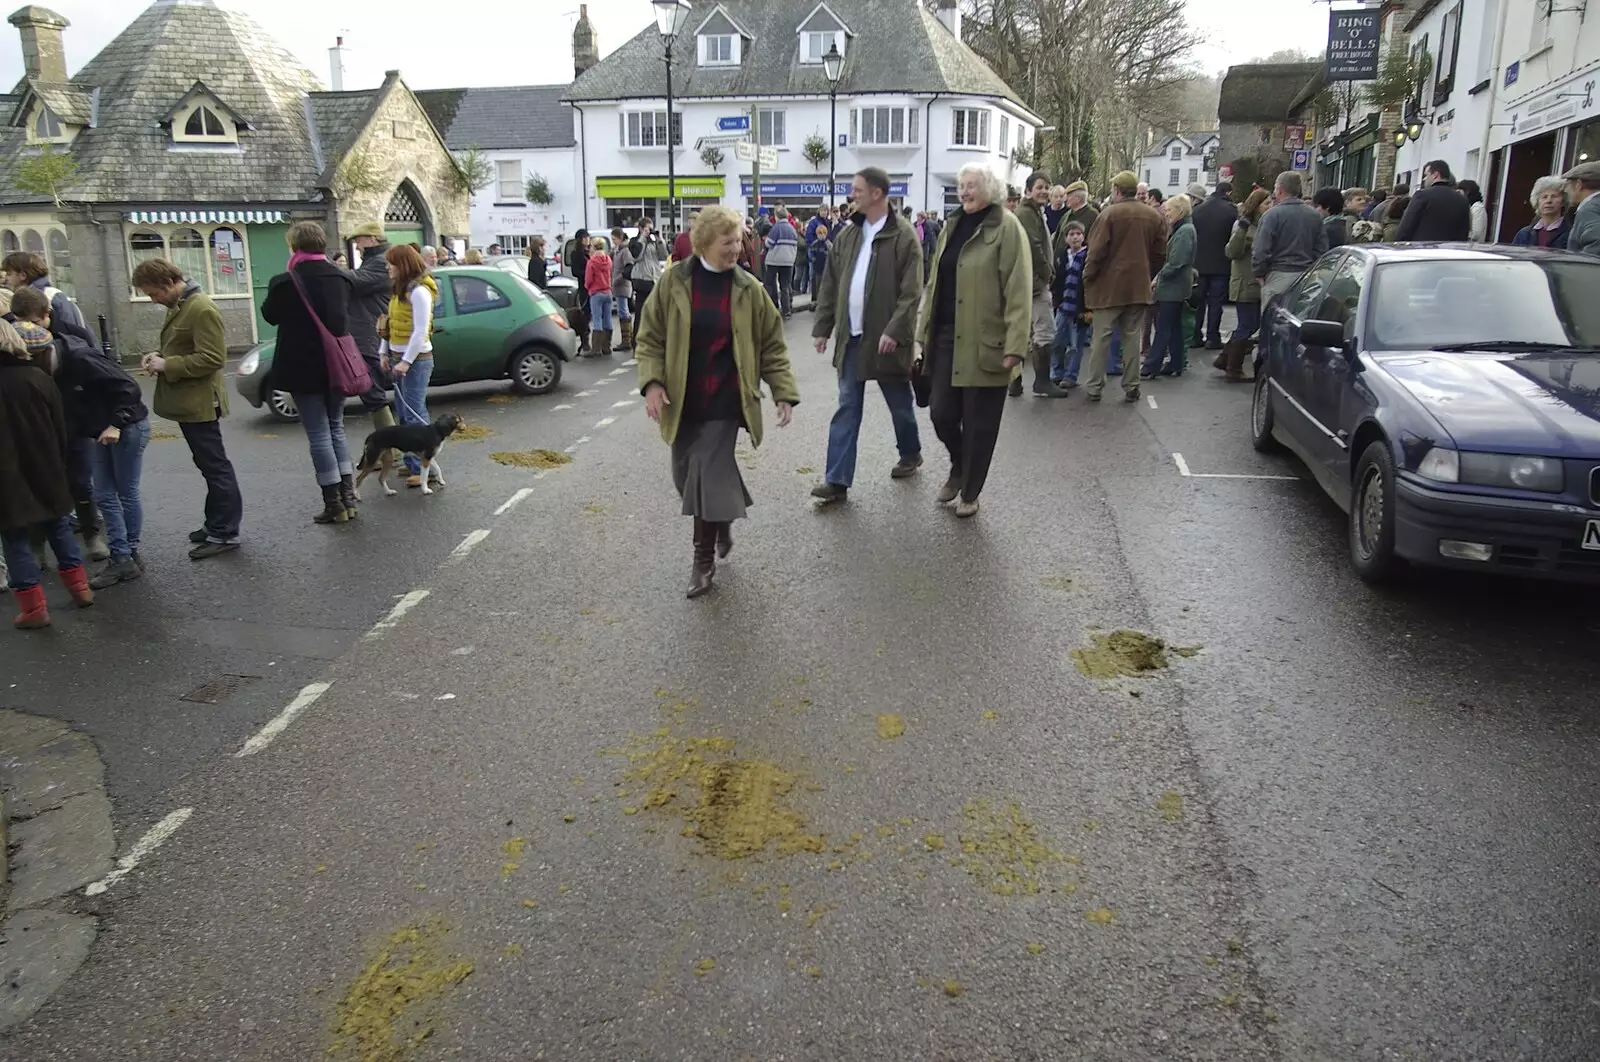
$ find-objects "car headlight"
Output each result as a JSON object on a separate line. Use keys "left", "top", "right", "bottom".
{"left": 1460, "top": 452, "right": 1564, "bottom": 492}
{"left": 1417, "top": 446, "right": 1459, "bottom": 483}
{"left": 238, "top": 349, "right": 260, "bottom": 376}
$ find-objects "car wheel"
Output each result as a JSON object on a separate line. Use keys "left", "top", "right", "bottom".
{"left": 1250, "top": 373, "right": 1281, "bottom": 453}
{"left": 1350, "top": 440, "right": 1404, "bottom": 584}
{"left": 267, "top": 389, "right": 300, "bottom": 423}
{"left": 510, "top": 346, "right": 562, "bottom": 395}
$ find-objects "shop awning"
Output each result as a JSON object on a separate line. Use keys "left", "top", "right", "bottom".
{"left": 123, "top": 209, "right": 286, "bottom": 225}
{"left": 593, "top": 177, "right": 725, "bottom": 199}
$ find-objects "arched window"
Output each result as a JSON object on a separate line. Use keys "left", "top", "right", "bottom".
{"left": 209, "top": 227, "right": 249, "bottom": 296}
{"left": 46, "top": 229, "right": 72, "bottom": 296}
{"left": 32, "top": 107, "right": 61, "bottom": 140}
{"left": 23, "top": 229, "right": 43, "bottom": 255}
{"left": 169, "top": 228, "right": 207, "bottom": 291}
{"left": 184, "top": 106, "right": 225, "bottom": 138}
{"left": 128, "top": 231, "right": 166, "bottom": 279}
{"left": 1, "top": 231, "right": 17, "bottom": 254}
{"left": 385, "top": 184, "right": 425, "bottom": 225}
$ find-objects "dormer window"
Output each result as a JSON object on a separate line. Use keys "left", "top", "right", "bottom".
{"left": 163, "top": 83, "right": 246, "bottom": 146}
{"left": 185, "top": 106, "right": 226, "bottom": 138}
{"left": 802, "top": 31, "right": 843, "bottom": 64}
{"left": 29, "top": 105, "right": 67, "bottom": 144}
{"left": 1169, "top": 145, "right": 1182, "bottom": 160}
{"left": 699, "top": 33, "right": 739, "bottom": 65}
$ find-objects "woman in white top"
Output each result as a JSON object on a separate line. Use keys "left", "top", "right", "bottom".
{"left": 1459, "top": 180, "right": 1489, "bottom": 242}
{"left": 378, "top": 244, "right": 439, "bottom": 488}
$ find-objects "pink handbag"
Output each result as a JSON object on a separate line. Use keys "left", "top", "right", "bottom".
{"left": 289, "top": 268, "right": 369, "bottom": 398}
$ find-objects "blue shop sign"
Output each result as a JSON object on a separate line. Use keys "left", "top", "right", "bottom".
{"left": 740, "top": 178, "right": 910, "bottom": 197}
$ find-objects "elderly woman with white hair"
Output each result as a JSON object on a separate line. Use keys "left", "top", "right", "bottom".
{"left": 1141, "top": 193, "right": 1197, "bottom": 379}
{"left": 1511, "top": 176, "right": 1573, "bottom": 249}
{"left": 913, "top": 162, "right": 1032, "bottom": 519}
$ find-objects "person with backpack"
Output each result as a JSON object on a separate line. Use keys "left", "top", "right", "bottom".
{"left": 2, "top": 251, "right": 92, "bottom": 345}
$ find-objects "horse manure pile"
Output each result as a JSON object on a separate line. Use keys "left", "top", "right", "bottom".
{"left": 1071, "top": 630, "right": 1173, "bottom": 679}
{"left": 451, "top": 423, "right": 494, "bottom": 442}
{"left": 491, "top": 449, "right": 572, "bottom": 469}
{"left": 953, "top": 798, "right": 1066, "bottom": 897}
{"left": 328, "top": 917, "right": 473, "bottom": 1062}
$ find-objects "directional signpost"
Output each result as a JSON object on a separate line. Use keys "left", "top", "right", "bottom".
{"left": 718, "top": 115, "right": 751, "bottom": 132}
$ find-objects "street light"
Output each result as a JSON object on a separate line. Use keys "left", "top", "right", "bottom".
{"left": 653, "top": 0, "right": 692, "bottom": 235}
{"left": 823, "top": 42, "right": 843, "bottom": 209}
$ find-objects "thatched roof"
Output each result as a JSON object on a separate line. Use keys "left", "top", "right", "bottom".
{"left": 1219, "top": 62, "right": 1322, "bottom": 123}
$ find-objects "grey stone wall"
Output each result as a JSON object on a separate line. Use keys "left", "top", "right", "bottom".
{"left": 330, "top": 84, "right": 470, "bottom": 246}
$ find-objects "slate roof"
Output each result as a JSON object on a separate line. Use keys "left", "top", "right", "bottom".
{"left": 564, "top": 0, "right": 1026, "bottom": 109}
{"left": 1218, "top": 62, "right": 1322, "bottom": 123}
{"left": 414, "top": 85, "right": 575, "bottom": 151}
{"left": 0, "top": 0, "right": 325, "bottom": 207}
{"left": 306, "top": 88, "right": 379, "bottom": 176}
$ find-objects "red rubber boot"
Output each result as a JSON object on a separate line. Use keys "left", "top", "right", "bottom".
{"left": 59, "top": 565, "right": 94, "bottom": 608}
{"left": 12, "top": 585, "right": 50, "bottom": 628}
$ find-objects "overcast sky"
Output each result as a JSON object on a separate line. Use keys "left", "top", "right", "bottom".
{"left": 0, "top": 0, "right": 1333, "bottom": 95}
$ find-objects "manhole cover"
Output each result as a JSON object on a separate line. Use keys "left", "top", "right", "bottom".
{"left": 180, "top": 674, "right": 262, "bottom": 704}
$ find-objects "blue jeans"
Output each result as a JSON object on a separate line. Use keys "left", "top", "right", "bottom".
{"left": 824, "top": 336, "right": 921, "bottom": 488}
{"left": 1231, "top": 300, "right": 1262, "bottom": 343}
{"left": 589, "top": 292, "right": 614, "bottom": 330}
{"left": 89, "top": 418, "right": 150, "bottom": 560}
{"left": 393, "top": 356, "right": 435, "bottom": 476}
{"left": 1142, "top": 301, "right": 1187, "bottom": 376}
{"left": 295, "top": 392, "right": 354, "bottom": 487}
{"left": 1194, "top": 274, "right": 1229, "bottom": 345}
{"left": 3, "top": 516, "right": 82, "bottom": 590}
{"left": 1051, "top": 309, "right": 1087, "bottom": 383}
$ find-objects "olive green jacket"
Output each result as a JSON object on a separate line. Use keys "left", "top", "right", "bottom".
{"left": 634, "top": 260, "right": 800, "bottom": 447}
{"left": 1015, "top": 199, "right": 1053, "bottom": 294}
{"left": 152, "top": 284, "right": 229, "bottom": 423}
{"left": 915, "top": 207, "right": 1033, "bottom": 389}
{"left": 811, "top": 211, "right": 923, "bottom": 380}
{"left": 1226, "top": 221, "right": 1261, "bottom": 302}
{"left": 1053, "top": 204, "right": 1101, "bottom": 254}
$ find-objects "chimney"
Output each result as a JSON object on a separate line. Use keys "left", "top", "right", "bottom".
{"left": 328, "top": 35, "right": 347, "bottom": 91}
{"left": 935, "top": 0, "right": 961, "bottom": 42}
{"left": 573, "top": 4, "right": 599, "bottom": 79}
{"left": 9, "top": 5, "right": 70, "bottom": 84}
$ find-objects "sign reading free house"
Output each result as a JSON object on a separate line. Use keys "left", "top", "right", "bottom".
{"left": 1326, "top": 7, "right": 1381, "bottom": 81}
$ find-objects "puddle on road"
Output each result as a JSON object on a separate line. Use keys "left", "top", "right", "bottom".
{"left": 329, "top": 917, "right": 473, "bottom": 1062}
{"left": 491, "top": 449, "right": 572, "bottom": 469}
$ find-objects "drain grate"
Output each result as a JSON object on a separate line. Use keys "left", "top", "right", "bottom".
{"left": 180, "top": 674, "right": 262, "bottom": 704}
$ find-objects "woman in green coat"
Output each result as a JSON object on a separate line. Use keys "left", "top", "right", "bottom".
{"left": 1220, "top": 188, "right": 1270, "bottom": 381}
{"left": 634, "top": 205, "right": 800, "bottom": 599}
{"left": 914, "top": 163, "right": 1032, "bottom": 519}
{"left": 1141, "top": 194, "right": 1197, "bottom": 378}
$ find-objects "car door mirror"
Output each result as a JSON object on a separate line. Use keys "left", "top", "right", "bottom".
{"left": 1299, "top": 319, "right": 1346, "bottom": 349}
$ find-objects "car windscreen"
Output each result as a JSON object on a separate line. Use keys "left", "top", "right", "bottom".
{"left": 1367, "top": 259, "right": 1600, "bottom": 350}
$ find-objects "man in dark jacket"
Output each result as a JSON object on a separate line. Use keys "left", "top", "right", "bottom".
{"left": 1313, "top": 187, "right": 1349, "bottom": 249}
{"left": 1189, "top": 182, "right": 1237, "bottom": 350}
{"left": 346, "top": 221, "right": 397, "bottom": 429}
{"left": 809, "top": 167, "right": 924, "bottom": 503}
{"left": 1395, "top": 161, "right": 1471, "bottom": 242}
{"left": 1052, "top": 181, "right": 1101, "bottom": 255}
{"left": 1016, "top": 173, "right": 1070, "bottom": 397}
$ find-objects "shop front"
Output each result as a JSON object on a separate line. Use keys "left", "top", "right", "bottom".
{"left": 1315, "top": 116, "right": 1378, "bottom": 194}
{"left": 1494, "top": 68, "right": 1600, "bottom": 240}
{"left": 594, "top": 176, "right": 725, "bottom": 234}
{"left": 739, "top": 176, "right": 911, "bottom": 220}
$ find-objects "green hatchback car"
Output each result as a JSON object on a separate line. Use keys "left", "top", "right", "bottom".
{"left": 236, "top": 265, "right": 578, "bottom": 422}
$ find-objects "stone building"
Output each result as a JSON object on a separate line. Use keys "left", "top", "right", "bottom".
{"left": 0, "top": 0, "right": 468, "bottom": 353}
{"left": 1217, "top": 62, "right": 1321, "bottom": 191}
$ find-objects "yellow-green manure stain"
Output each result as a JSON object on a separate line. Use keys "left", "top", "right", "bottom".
{"left": 328, "top": 917, "right": 473, "bottom": 1062}
{"left": 1171, "top": 645, "right": 1203, "bottom": 658}
{"left": 1025, "top": 943, "right": 1046, "bottom": 956}
{"left": 795, "top": 466, "right": 816, "bottom": 474}
{"left": 484, "top": 393, "right": 518, "bottom": 404}
{"left": 582, "top": 502, "right": 607, "bottom": 515}
{"left": 956, "top": 799, "right": 1065, "bottom": 897}
{"left": 450, "top": 423, "right": 494, "bottom": 442}
{"left": 875, "top": 714, "right": 905, "bottom": 739}
{"left": 981, "top": 710, "right": 999, "bottom": 722}
{"left": 521, "top": 898, "right": 538, "bottom": 910}
{"left": 806, "top": 965, "right": 823, "bottom": 978}
{"left": 922, "top": 833, "right": 946, "bottom": 852}
{"left": 150, "top": 429, "right": 179, "bottom": 441}
{"left": 1085, "top": 907, "right": 1116, "bottom": 924}
{"left": 1040, "top": 575, "right": 1074, "bottom": 591}
{"left": 502, "top": 943, "right": 522, "bottom": 958}
{"left": 490, "top": 449, "right": 572, "bottom": 469}
{"left": 1071, "top": 630, "right": 1173, "bottom": 679}
{"left": 693, "top": 957, "right": 717, "bottom": 977}
{"left": 943, "top": 980, "right": 965, "bottom": 997}
{"left": 1157, "top": 791, "right": 1184, "bottom": 822}
{"left": 806, "top": 904, "right": 835, "bottom": 929}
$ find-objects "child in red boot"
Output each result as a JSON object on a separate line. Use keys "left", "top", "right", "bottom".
{"left": 0, "top": 319, "right": 93, "bottom": 627}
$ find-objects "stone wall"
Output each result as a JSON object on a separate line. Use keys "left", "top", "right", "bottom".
{"left": 329, "top": 81, "right": 470, "bottom": 247}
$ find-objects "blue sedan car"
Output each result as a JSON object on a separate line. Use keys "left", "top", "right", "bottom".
{"left": 1251, "top": 243, "right": 1600, "bottom": 584}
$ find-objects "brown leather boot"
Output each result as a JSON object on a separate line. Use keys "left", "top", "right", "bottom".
{"left": 598, "top": 327, "right": 614, "bottom": 357}
{"left": 687, "top": 519, "right": 716, "bottom": 598}
{"left": 715, "top": 522, "right": 733, "bottom": 560}
{"left": 616, "top": 318, "right": 634, "bottom": 352}
{"left": 1223, "top": 340, "right": 1252, "bottom": 382}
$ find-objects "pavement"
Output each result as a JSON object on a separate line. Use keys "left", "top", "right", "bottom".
{"left": 1, "top": 314, "right": 1598, "bottom": 1061}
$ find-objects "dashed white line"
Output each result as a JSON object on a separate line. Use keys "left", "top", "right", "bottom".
{"left": 611, "top": 399, "right": 637, "bottom": 408}
{"left": 575, "top": 390, "right": 596, "bottom": 398}
{"left": 84, "top": 807, "right": 193, "bottom": 896}
{"left": 364, "top": 590, "right": 430, "bottom": 641}
{"left": 621, "top": 358, "right": 637, "bottom": 367}
{"left": 449, "top": 528, "right": 491, "bottom": 560}
{"left": 495, "top": 487, "right": 535, "bottom": 515}
{"left": 609, "top": 368, "right": 629, "bottom": 376}
{"left": 595, "top": 379, "right": 615, "bottom": 386}
{"left": 1173, "top": 452, "right": 1192, "bottom": 477}
{"left": 1172, "top": 451, "right": 1299, "bottom": 481}
{"left": 552, "top": 403, "right": 574, "bottom": 411}
{"left": 564, "top": 436, "right": 591, "bottom": 453}
{"left": 1146, "top": 395, "right": 1158, "bottom": 409}
{"left": 234, "top": 682, "right": 333, "bottom": 757}
{"left": 594, "top": 416, "right": 617, "bottom": 428}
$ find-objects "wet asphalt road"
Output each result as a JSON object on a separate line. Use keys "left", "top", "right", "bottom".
{"left": 3, "top": 313, "right": 1598, "bottom": 1062}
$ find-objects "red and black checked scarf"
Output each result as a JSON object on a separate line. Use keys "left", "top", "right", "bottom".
{"left": 684, "top": 259, "right": 740, "bottom": 422}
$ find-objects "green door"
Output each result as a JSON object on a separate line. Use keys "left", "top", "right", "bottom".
{"left": 434, "top": 272, "right": 516, "bottom": 383}
{"left": 247, "top": 223, "right": 290, "bottom": 343}
{"left": 386, "top": 225, "right": 424, "bottom": 249}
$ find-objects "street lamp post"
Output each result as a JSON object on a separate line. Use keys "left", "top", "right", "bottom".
{"left": 823, "top": 43, "right": 843, "bottom": 209}
{"left": 653, "top": 0, "right": 692, "bottom": 235}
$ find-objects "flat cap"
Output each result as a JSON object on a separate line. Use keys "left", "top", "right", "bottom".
{"left": 350, "top": 220, "right": 386, "bottom": 239}
{"left": 1064, "top": 179, "right": 1089, "bottom": 196}
{"left": 1561, "top": 161, "right": 1600, "bottom": 183}
{"left": 1111, "top": 171, "right": 1139, "bottom": 192}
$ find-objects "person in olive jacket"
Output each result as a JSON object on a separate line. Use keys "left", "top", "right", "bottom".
{"left": 1221, "top": 188, "right": 1270, "bottom": 381}
{"left": 134, "top": 258, "right": 242, "bottom": 560}
{"left": 1016, "top": 172, "right": 1071, "bottom": 398}
{"left": 634, "top": 205, "right": 800, "bottom": 599}
{"left": 914, "top": 163, "right": 1033, "bottom": 518}
{"left": 809, "top": 167, "right": 924, "bottom": 503}
{"left": 1188, "top": 182, "right": 1237, "bottom": 349}
{"left": 1142, "top": 195, "right": 1197, "bottom": 378}
{"left": 1082, "top": 171, "right": 1168, "bottom": 403}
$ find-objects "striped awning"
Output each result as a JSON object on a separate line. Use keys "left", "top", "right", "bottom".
{"left": 123, "top": 209, "right": 286, "bottom": 225}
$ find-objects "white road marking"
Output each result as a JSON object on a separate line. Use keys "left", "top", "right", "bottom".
{"left": 611, "top": 399, "right": 637, "bottom": 408}
{"left": 436, "top": 693, "right": 457, "bottom": 701}
{"left": 609, "top": 368, "right": 628, "bottom": 376}
{"left": 552, "top": 403, "right": 574, "bottom": 411}
{"left": 495, "top": 487, "right": 535, "bottom": 516}
{"left": 565, "top": 436, "right": 591, "bottom": 453}
{"left": 622, "top": 358, "right": 637, "bottom": 366}
{"left": 1146, "top": 395, "right": 1158, "bottom": 409}
{"left": 595, "top": 378, "right": 615, "bottom": 386}
{"left": 594, "top": 416, "right": 617, "bottom": 428}
{"left": 449, "top": 528, "right": 492, "bottom": 560}
{"left": 234, "top": 682, "right": 333, "bottom": 757}
{"left": 1172, "top": 451, "right": 1299, "bottom": 481}
{"left": 576, "top": 390, "right": 596, "bottom": 397}
{"left": 84, "top": 807, "right": 193, "bottom": 896}
{"left": 364, "top": 590, "right": 430, "bottom": 641}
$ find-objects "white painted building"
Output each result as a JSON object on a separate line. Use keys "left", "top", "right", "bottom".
{"left": 561, "top": 0, "right": 1042, "bottom": 230}
{"left": 417, "top": 86, "right": 583, "bottom": 253}
{"left": 1391, "top": 0, "right": 1499, "bottom": 206}
{"left": 1137, "top": 131, "right": 1219, "bottom": 199}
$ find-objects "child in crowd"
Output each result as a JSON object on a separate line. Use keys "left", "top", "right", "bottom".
{"left": 1049, "top": 221, "right": 1091, "bottom": 388}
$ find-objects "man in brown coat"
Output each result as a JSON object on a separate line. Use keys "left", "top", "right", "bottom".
{"left": 810, "top": 167, "right": 924, "bottom": 502}
{"left": 1082, "top": 171, "right": 1167, "bottom": 403}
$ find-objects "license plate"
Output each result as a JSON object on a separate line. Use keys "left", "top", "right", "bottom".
{"left": 1585, "top": 519, "right": 1600, "bottom": 551}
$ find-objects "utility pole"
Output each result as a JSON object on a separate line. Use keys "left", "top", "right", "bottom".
{"left": 749, "top": 102, "right": 763, "bottom": 218}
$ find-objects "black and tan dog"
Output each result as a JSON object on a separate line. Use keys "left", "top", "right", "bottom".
{"left": 354, "top": 412, "right": 464, "bottom": 497}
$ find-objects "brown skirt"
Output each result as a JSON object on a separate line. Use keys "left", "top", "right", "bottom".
{"left": 671, "top": 418, "right": 752, "bottom": 521}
